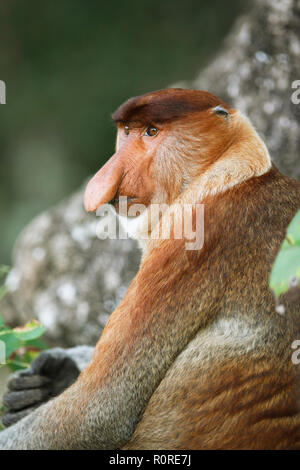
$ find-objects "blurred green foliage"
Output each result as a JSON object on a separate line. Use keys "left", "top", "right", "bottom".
{"left": 0, "top": 318, "right": 46, "bottom": 371}
{"left": 0, "top": 0, "right": 244, "bottom": 263}
{"left": 269, "top": 210, "right": 300, "bottom": 298}
{"left": 0, "top": 266, "right": 46, "bottom": 371}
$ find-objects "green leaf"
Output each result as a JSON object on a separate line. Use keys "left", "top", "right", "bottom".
{"left": 6, "top": 359, "right": 31, "bottom": 371}
{"left": 269, "top": 246, "right": 300, "bottom": 298}
{"left": 22, "top": 349, "right": 40, "bottom": 363}
{"left": 13, "top": 320, "right": 45, "bottom": 342}
{"left": 269, "top": 210, "right": 300, "bottom": 298}
{"left": 284, "top": 210, "right": 300, "bottom": 247}
{"left": 24, "top": 338, "right": 47, "bottom": 350}
{"left": 0, "top": 330, "right": 22, "bottom": 358}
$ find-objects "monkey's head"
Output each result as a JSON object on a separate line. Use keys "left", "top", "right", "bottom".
{"left": 84, "top": 88, "right": 268, "bottom": 216}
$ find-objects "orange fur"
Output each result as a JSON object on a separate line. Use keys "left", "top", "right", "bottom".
{"left": 2, "top": 89, "right": 298, "bottom": 450}
{"left": 82, "top": 89, "right": 300, "bottom": 449}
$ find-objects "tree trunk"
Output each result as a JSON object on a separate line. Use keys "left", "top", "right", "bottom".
{"left": 190, "top": 0, "right": 300, "bottom": 179}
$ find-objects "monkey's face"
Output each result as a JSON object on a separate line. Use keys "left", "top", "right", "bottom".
{"left": 84, "top": 123, "right": 167, "bottom": 216}
{"left": 84, "top": 88, "right": 233, "bottom": 216}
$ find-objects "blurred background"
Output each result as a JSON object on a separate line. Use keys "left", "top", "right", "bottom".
{"left": 0, "top": 0, "right": 245, "bottom": 264}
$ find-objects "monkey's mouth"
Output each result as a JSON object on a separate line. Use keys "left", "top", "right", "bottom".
{"left": 108, "top": 198, "right": 118, "bottom": 206}
{"left": 108, "top": 196, "right": 143, "bottom": 217}
{"left": 108, "top": 196, "right": 137, "bottom": 205}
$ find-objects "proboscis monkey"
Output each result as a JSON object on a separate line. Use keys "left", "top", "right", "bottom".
{"left": 1, "top": 89, "right": 300, "bottom": 449}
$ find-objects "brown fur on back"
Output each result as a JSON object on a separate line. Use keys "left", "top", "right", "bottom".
{"left": 123, "top": 167, "right": 300, "bottom": 449}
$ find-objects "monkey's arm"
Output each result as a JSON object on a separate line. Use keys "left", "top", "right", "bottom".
{"left": 1, "top": 346, "right": 94, "bottom": 427}
{"left": 0, "top": 237, "right": 220, "bottom": 450}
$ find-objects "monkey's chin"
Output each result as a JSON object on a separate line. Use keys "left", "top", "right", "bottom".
{"left": 118, "top": 210, "right": 149, "bottom": 241}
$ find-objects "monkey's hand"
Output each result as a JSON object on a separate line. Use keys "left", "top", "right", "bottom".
{"left": 1, "top": 346, "right": 94, "bottom": 428}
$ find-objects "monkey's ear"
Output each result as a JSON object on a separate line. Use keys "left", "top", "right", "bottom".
{"left": 211, "top": 105, "right": 229, "bottom": 119}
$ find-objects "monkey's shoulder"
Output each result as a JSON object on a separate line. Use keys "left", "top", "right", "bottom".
{"left": 204, "top": 166, "right": 300, "bottom": 237}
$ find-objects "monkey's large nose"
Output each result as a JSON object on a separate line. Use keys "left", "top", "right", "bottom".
{"left": 84, "top": 154, "right": 124, "bottom": 212}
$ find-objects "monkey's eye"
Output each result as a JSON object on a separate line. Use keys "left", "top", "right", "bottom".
{"left": 212, "top": 105, "right": 229, "bottom": 119}
{"left": 124, "top": 125, "right": 130, "bottom": 135}
{"left": 144, "top": 126, "right": 158, "bottom": 137}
